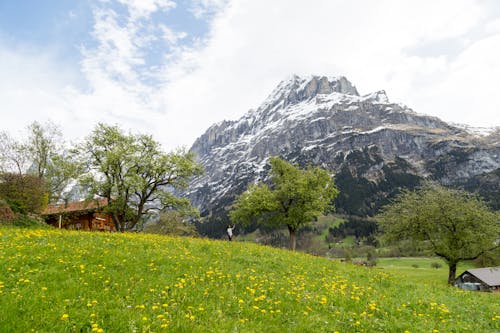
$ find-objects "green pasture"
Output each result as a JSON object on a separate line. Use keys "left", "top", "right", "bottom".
{"left": 375, "top": 257, "right": 475, "bottom": 286}
{"left": 0, "top": 227, "right": 498, "bottom": 332}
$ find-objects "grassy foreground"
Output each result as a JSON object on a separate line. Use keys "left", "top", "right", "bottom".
{"left": 0, "top": 227, "right": 498, "bottom": 332}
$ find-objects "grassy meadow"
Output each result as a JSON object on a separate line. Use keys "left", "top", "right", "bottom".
{"left": 0, "top": 227, "right": 499, "bottom": 332}
{"left": 375, "top": 258, "right": 475, "bottom": 286}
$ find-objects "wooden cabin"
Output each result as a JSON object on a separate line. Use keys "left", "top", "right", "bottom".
{"left": 42, "top": 198, "right": 116, "bottom": 231}
{"left": 454, "top": 266, "right": 500, "bottom": 292}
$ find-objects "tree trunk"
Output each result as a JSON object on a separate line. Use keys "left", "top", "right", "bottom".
{"left": 447, "top": 262, "right": 457, "bottom": 285}
{"left": 288, "top": 226, "right": 297, "bottom": 251}
{"left": 111, "top": 212, "right": 122, "bottom": 232}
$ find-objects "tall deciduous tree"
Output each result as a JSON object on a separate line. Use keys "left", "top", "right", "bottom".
{"left": 229, "top": 157, "right": 338, "bottom": 250}
{"left": 78, "top": 123, "right": 203, "bottom": 231}
{"left": 0, "top": 131, "right": 30, "bottom": 175}
{"left": 0, "top": 121, "right": 79, "bottom": 203}
{"left": 377, "top": 183, "right": 500, "bottom": 285}
{"left": 27, "top": 121, "right": 80, "bottom": 203}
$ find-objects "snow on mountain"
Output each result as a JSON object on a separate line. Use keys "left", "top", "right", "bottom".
{"left": 187, "top": 75, "right": 500, "bottom": 233}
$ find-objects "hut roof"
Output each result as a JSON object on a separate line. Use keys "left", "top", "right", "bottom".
{"left": 42, "top": 198, "right": 108, "bottom": 215}
{"left": 463, "top": 267, "right": 500, "bottom": 287}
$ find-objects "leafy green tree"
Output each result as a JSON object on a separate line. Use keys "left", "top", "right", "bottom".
{"left": 229, "top": 157, "right": 338, "bottom": 250}
{"left": 0, "top": 121, "right": 80, "bottom": 203}
{"left": 26, "top": 121, "right": 81, "bottom": 203}
{"left": 143, "top": 211, "right": 199, "bottom": 237}
{"left": 78, "top": 123, "right": 203, "bottom": 231}
{"left": 0, "top": 131, "right": 30, "bottom": 175}
{"left": 377, "top": 183, "right": 500, "bottom": 284}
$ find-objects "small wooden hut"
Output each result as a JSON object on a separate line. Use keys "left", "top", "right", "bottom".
{"left": 42, "top": 198, "right": 115, "bottom": 231}
{"left": 454, "top": 266, "right": 500, "bottom": 292}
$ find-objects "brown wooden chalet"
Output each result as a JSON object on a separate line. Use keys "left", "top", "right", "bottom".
{"left": 42, "top": 198, "right": 116, "bottom": 231}
{"left": 454, "top": 266, "right": 500, "bottom": 292}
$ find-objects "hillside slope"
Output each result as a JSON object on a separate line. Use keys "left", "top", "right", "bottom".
{"left": 0, "top": 227, "right": 498, "bottom": 332}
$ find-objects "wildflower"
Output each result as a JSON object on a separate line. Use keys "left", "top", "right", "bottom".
{"left": 61, "top": 313, "right": 69, "bottom": 320}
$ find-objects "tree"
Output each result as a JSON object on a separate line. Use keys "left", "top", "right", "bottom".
{"left": 0, "top": 121, "right": 79, "bottom": 203}
{"left": 26, "top": 121, "right": 81, "bottom": 203}
{"left": 143, "top": 211, "right": 199, "bottom": 237}
{"left": 78, "top": 123, "right": 203, "bottom": 231}
{"left": 229, "top": 157, "right": 338, "bottom": 250}
{"left": 0, "top": 131, "right": 30, "bottom": 175}
{"left": 0, "top": 173, "right": 47, "bottom": 214}
{"left": 377, "top": 183, "right": 500, "bottom": 285}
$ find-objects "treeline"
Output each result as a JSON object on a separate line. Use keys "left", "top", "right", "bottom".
{"left": 0, "top": 121, "right": 203, "bottom": 232}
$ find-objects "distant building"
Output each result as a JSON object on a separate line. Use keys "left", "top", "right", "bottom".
{"left": 454, "top": 267, "right": 500, "bottom": 292}
{"left": 42, "top": 198, "right": 116, "bottom": 231}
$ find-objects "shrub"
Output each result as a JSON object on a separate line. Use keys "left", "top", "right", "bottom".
{"left": 0, "top": 173, "right": 47, "bottom": 214}
{"left": 430, "top": 262, "right": 442, "bottom": 269}
{"left": 0, "top": 199, "right": 14, "bottom": 223}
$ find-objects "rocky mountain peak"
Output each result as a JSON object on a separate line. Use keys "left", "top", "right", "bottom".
{"left": 188, "top": 74, "right": 499, "bottom": 236}
{"left": 259, "top": 75, "right": 359, "bottom": 112}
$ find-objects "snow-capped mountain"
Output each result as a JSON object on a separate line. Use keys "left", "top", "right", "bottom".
{"left": 188, "top": 75, "right": 500, "bottom": 235}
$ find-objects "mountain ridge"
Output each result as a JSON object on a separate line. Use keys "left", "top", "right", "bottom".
{"left": 187, "top": 75, "right": 499, "bottom": 236}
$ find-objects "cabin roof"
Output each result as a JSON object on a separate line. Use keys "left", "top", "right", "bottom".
{"left": 42, "top": 198, "right": 108, "bottom": 215}
{"left": 461, "top": 267, "right": 500, "bottom": 287}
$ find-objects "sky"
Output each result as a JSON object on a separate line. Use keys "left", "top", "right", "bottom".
{"left": 1, "top": 0, "right": 499, "bottom": 150}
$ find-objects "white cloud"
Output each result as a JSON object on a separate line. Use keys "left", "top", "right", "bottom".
{"left": 160, "top": 0, "right": 500, "bottom": 149}
{"left": 1, "top": 0, "right": 499, "bottom": 151}
{"left": 116, "top": 0, "right": 176, "bottom": 19}
{"left": 0, "top": 43, "right": 78, "bottom": 136}
{"left": 189, "top": 0, "right": 229, "bottom": 19}
{"left": 160, "top": 25, "right": 187, "bottom": 45}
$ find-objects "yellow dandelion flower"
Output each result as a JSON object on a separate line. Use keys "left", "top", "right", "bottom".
{"left": 61, "top": 313, "right": 69, "bottom": 320}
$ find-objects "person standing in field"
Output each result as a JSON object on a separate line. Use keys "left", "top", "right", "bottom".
{"left": 226, "top": 225, "right": 234, "bottom": 241}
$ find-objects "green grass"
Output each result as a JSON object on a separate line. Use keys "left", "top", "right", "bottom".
{"left": 0, "top": 227, "right": 499, "bottom": 332}
{"left": 376, "top": 257, "right": 475, "bottom": 286}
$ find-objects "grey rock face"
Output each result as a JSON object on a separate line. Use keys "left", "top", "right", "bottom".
{"left": 188, "top": 75, "right": 500, "bottom": 221}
